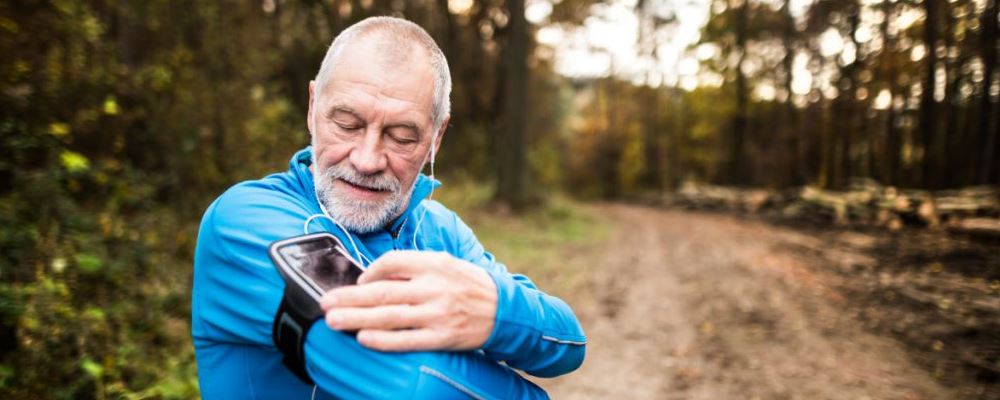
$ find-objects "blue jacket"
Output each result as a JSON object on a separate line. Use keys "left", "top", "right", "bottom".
{"left": 192, "top": 147, "right": 586, "bottom": 399}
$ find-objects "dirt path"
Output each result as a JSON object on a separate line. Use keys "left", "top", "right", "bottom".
{"left": 536, "top": 204, "right": 960, "bottom": 400}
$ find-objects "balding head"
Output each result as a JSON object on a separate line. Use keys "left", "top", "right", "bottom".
{"left": 313, "top": 17, "right": 451, "bottom": 131}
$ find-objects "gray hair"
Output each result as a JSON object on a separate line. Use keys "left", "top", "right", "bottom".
{"left": 313, "top": 16, "right": 452, "bottom": 131}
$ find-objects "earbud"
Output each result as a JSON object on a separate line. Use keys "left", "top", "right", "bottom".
{"left": 428, "top": 130, "right": 438, "bottom": 180}
{"left": 429, "top": 146, "right": 436, "bottom": 180}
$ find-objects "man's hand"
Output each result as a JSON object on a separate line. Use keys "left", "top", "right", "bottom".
{"left": 319, "top": 250, "right": 498, "bottom": 352}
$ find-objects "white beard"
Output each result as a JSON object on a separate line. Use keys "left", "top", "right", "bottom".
{"left": 313, "top": 160, "right": 417, "bottom": 234}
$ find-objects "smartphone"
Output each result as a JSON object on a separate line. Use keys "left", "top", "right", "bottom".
{"left": 269, "top": 233, "right": 364, "bottom": 303}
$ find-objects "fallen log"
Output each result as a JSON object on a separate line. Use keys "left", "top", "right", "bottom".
{"left": 946, "top": 218, "right": 1000, "bottom": 239}
{"left": 661, "top": 181, "right": 1000, "bottom": 232}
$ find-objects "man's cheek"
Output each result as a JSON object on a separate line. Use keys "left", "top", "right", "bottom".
{"left": 395, "top": 158, "right": 424, "bottom": 180}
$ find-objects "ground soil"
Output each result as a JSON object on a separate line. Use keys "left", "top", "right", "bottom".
{"left": 535, "top": 204, "right": 998, "bottom": 399}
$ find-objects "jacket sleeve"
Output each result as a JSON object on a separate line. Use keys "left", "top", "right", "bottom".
{"left": 192, "top": 184, "right": 547, "bottom": 399}
{"left": 450, "top": 214, "right": 587, "bottom": 378}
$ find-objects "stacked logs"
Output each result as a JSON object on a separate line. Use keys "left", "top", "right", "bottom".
{"left": 659, "top": 180, "right": 1000, "bottom": 237}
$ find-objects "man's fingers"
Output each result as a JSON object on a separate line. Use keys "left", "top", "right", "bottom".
{"left": 355, "top": 328, "right": 446, "bottom": 352}
{"left": 359, "top": 251, "right": 443, "bottom": 284}
{"left": 325, "top": 304, "right": 432, "bottom": 331}
{"left": 320, "top": 280, "right": 429, "bottom": 310}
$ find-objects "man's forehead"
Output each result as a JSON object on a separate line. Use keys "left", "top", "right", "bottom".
{"left": 320, "top": 80, "right": 432, "bottom": 117}
{"left": 319, "top": 42, "right": 436, "bottom": 122}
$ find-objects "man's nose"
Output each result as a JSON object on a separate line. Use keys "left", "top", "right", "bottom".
{"left": 349, "top": 127, "right": 388, "bottom": 174}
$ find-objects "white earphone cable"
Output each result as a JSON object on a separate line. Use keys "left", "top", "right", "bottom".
{"left": 303, "top": 200, "right": 372, "bottom": 267}
{"left": 411, "top": 131, "right": 438, "bottom": 250}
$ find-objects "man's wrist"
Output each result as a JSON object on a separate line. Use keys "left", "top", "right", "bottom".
{"left": 448, "top": 255, "right": 499, "bottom": 350}
{"left": 478, "top": 267, "right": 510, "bottom": 353}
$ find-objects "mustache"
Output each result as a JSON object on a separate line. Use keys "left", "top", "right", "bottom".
{"left": 323, "top": 164, "right": 400, "bottom": 192}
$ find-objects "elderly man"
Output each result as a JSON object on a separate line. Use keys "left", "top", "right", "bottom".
{"left": 192, "top": 16, "right": 585, "bottom": 399}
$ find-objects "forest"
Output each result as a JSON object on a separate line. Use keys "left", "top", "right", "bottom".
{"left": 1, "top": 0, "right": 997, "bottom": 398}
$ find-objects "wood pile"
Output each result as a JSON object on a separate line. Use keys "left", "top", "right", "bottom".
{"left": 660, "top": 180, "right": 1000, "bottom": 237}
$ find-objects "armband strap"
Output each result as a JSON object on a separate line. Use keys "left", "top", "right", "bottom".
{"left": 273, "top": 284, "right": 323, "bottom": 385}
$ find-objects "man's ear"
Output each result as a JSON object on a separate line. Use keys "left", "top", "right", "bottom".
{"left": 432, "top": 115, "right": 449, "bottom": 157}
{"left": 307, "top": 80, "right": 316, "bottom": 136}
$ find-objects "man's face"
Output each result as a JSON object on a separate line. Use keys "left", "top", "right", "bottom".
{"left": 307, "top": 38, "right": 445, "bottom": 233}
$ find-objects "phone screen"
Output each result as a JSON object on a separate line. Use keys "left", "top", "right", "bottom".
{"left": 276, "top": 236, "right": 362, "bottom": 293}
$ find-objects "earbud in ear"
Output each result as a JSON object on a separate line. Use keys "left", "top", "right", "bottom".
{"left": 428, "top": 132, "right": 438, "bottom": 179}
{"left": 429, "top": 152, "right": 436, "bottom": 180}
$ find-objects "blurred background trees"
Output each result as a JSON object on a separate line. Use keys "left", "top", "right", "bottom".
{"left": 0, "top": 0, "right": 996, "bottom": 398}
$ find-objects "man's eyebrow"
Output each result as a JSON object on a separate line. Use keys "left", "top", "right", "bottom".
{"left": 325, "top": 105, "right": 363, "bottom": 122}
{"left": 386, "top": 121, "right": 423, "bottom": 138}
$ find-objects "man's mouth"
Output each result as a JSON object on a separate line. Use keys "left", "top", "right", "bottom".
{"left": 337, "top": 179, "right": 391, "bottom": 199}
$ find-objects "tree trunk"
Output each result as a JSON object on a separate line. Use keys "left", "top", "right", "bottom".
{"left": 920, "top": 0, "right": 938, "bottom": 187}
{"left": 781, "top": 0, "right": 801, "bottom": 186}
{"left": 603, "top": 77, "right": 622, "bottom": 197}
{"left": 978, "top": 0, "right": 998, "bottom": 184}
{"left": 841, "top": 2, "right": 861, "bottom": 189}
{"left": 878, "top": 0, "right": 901, "bottom": 186}
{"left": 942, "top": 5, "right": 962, "bottom": 187}
{"left": 496, "top": 0, "right": 529, "bottom": 207}
{"left": 830, "top": 1, "right": 861, "bottom": 189}
{"left": 669, "top": 90, "right": 685, "bottom": 189}
{"left": 642, "top": 87, "right": 663, "bottom": 190}
{"left": 885, "top": 103, "right": 900, "bottom": 185}
{"left": 729, "top": 0, "right": 749, "bottom": 185}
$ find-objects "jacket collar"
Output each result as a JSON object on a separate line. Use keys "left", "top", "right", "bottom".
{"left": 290, "top": 146, "right": 440, "bottom": 236}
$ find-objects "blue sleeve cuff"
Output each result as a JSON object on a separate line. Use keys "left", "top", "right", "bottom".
{"left": 481, "top": 268, "right": 587, "bottom": 377}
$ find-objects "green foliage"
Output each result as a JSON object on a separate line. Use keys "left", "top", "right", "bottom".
{"left": 0, "top": 0, "right": 590, "bottom": 397}
{"left": 0, "top": 0, "right": 296, "bottom": 397}
{"left": 74, "top": 254, "right": 102, "bottom": 275}
{"left": 2, "top": 0, "right": 992, "bottom": 397}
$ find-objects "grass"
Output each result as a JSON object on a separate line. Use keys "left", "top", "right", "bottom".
{"left": 432, "top": 179, "right": 610, "bottom": 298}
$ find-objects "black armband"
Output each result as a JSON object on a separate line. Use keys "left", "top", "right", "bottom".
{"left": 272, "top": 282, "right": 323, "bottom": 385}
{"left": 269, "top": 233, "right": 364, "bottom": 386}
